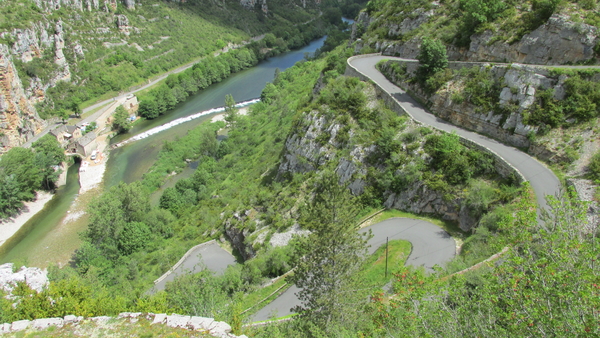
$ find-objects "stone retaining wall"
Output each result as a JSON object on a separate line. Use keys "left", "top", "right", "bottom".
{"left": 345, "top": 54, "right": 526, "bottom": 184}
{"left": 0, "top": 312, "right": 246, "bottom": 337}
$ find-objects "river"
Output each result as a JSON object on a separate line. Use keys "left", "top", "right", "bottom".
{"left": 0, "top": 36, "right": 327, "bottom": 268}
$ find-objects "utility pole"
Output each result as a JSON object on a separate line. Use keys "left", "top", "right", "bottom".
{"left": 385, "top": 236, "right": 389, "bottom": 278}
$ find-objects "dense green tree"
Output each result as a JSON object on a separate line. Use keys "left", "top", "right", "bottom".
{"left": 460, "top": 0, "right": 507, "bottom": 28}
{"left": 118, "top": 221, "right": 152, "bottom": 255}
{"left": 138, "top": 96, "right": 160, "bottom": 119}
{"left": 32, "top": 134, "right": 65, "bottom": 190}
{"left": 165, "top": 269, "right": 228, "bottom": 318}
{"left": 0, "top": 172, "right": 25, "bottom": 218}
{"left": 112, "top": 106, "right": 132, "bottom": 134}
{"left": 84, "top": 182, "right": 150, "bottom": 260}
{"left": 290, "top": 172, "right": 371, "bottom": 333}
{"left": 70, "top": 98, "right": 82, "bottom": 118}
{"left": 260, "top": 83, "right": 279, "bottom": 104}
{"left": 32, "top": 134, "right": 65, "bottom": 165}
{"left": 589, "top": 149, "right": 600, "bottom": 180}
{"left": 224, "top": 94, "right": 238, "bottom": 129}
{"left": 0, "top": 147, "right": 41, "bottom": 200}
{"left": 417, "top": 38, "right": 448, "bottom": 80}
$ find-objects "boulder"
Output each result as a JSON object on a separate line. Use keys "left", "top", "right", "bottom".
{"left": 10, "top": 320, "right": 31, "bottom": 332}
{"left": 166, "top": 314, "right": 190, "bottom": 328}
{"left": 31, "top": 318, "right": 63, "bottom": 330}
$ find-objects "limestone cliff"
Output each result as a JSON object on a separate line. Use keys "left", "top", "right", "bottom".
{"left": 378, "top": 59, "right": 600, "bottom": 164}
{"left": 355, "top": 7, "right": 600, "bottom": 66}
{"left": 0, "top": 45, "right": 46, "bottom": 150}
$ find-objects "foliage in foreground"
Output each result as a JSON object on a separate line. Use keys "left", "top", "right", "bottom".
{"left": 290, "top": 173, "right": 371, "bottom": 331}
{"left": 251, "top": 190, "right": 599, "bottom": 337}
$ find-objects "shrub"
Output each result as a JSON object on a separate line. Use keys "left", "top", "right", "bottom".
{"left": 417, "top": 38, "right": 448, "bottom": 80}
{"left": 589, "top": 149, "right": 600, "bottom": 180}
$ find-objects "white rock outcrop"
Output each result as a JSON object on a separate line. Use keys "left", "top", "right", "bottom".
{"left": 0, "top": 263, "right": 48, "bottom": 294}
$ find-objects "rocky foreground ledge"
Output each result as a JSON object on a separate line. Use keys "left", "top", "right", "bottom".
{"left": 1, "top": 312, "right": 247, "bottom": 337}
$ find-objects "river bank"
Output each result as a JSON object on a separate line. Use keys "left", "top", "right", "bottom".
{"left": 0, "top": 192, "right": 54, "bottom": 249}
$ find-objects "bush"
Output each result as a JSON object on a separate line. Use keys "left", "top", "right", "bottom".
{"left": 589, "top": 150, "right": 600, "bottom": 180}
{"left": 463, "top": 179, "right": 498, "bottom": 217}
{"left": 417, "top": 38, "right": 448, "bottom": 80}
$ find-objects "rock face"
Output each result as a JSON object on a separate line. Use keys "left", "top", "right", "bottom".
{"left": 116, "top": 14, "right": 131, "bottom": 35}
{"left": 122, "top": 0, "right": 135, "bottom": 10}
{"left": 459, "top": 14, "right": 599, "bottom": 65}
{"left": 355, "top": 10, "right": 600, "bottom": 66}
{"left": 0, "top": 2, "right": 129, "bottom": 152}
{"left": 0, "top": 45, "right": 46, "bottom": 150}
{"left": 223, "top": 210, "right": 258, "bottom": 260}
{"left": 0, "top": 263, "right": 48, "bottom": 294}
{"left": 277, "top": 110, "right": 369, "bottom": 195}
{"left": 377, "top": 60, "right": 593, "bottom": 157}
{"left": 1, "top": 312, "right": 246, "bottom": 337}
{"left": 383, "top": 180, "right": 480, "bottom": 231}
{"left": 240, "top": 0, "right": 268, "bottom": 14}
{"left": 277, "top": 104, "right": 483, "bottom": 230}
{"left": 387, "top": 8, "right": 435, "bottom": 38}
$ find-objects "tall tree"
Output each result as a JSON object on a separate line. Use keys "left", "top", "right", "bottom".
{"left": 290, "top": 171, "right": 371, "bottom": 334}
{"left": 417, "top": 37, "right": 448, "bottom": 79}
{"left": 112, "top": 106, "right": 132, "bottom": 134}
{"left": 224, "top": 94, "right": 238, "bottom": 129}
{"left": 0, "top": 147, "right": 41, "bottom": 200}
{"left": 84, "top": 182, "right": 150, "bottom": 260}
{"left": 32, "top": 134, "right": 66, "bottom": 190}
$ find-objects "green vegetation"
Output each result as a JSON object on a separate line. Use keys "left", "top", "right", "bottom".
{"left": 360, "top": 239, "right": 411, "bottom": 288}
{"left": 4, "top": 25, "right": 587, "bottom": 336}
{"left": 361, "top": 0, "right": 598, "bottom": 49}
{"left": 424, "top": 132, "right": 495, "bottom": 185}
{"left": 379, "top": 58, "right": 600, "bottom": 139}
{"left": 590, "top": 149, "right": 600, "bottom": 180}
{"left": 417, "top": 37, "right": 448, "bottom": 77}
{"left": 524, "top": 72, "right": 600, "bottom": 129}
{"left": 111, "top": 106, "right": 132, "bottom": 134}
{"left": 0, "top": 53, "right": 330, "bottom": 322}
{"left": 249, "top": 189, "right": 599, "bottom": 337}
{"left": 416, "top": 38, "right": 449, "bottom": 92}
{"left": 289, "top": 173, "right": 371, "bottom": 332}
{"left": 2, "top": 0, "right": 339, "bottom": 120}
{"left": 0, "top": 135, "right": 64, "bottom": 219}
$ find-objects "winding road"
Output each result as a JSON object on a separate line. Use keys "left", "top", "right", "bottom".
{"left": 349, "top": 55, "right": 561, "bottom": 210}
{"left": 250, "top": 54, "right": 562, "bottom": 322}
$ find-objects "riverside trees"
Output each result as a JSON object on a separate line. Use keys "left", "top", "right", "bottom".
{"left": 0, "top": 135, "right": 65, "bottom": 218}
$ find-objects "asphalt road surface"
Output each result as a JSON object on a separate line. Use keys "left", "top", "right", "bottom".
{"left": 151, "top": 241, "right": 236, "bottom": 292}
